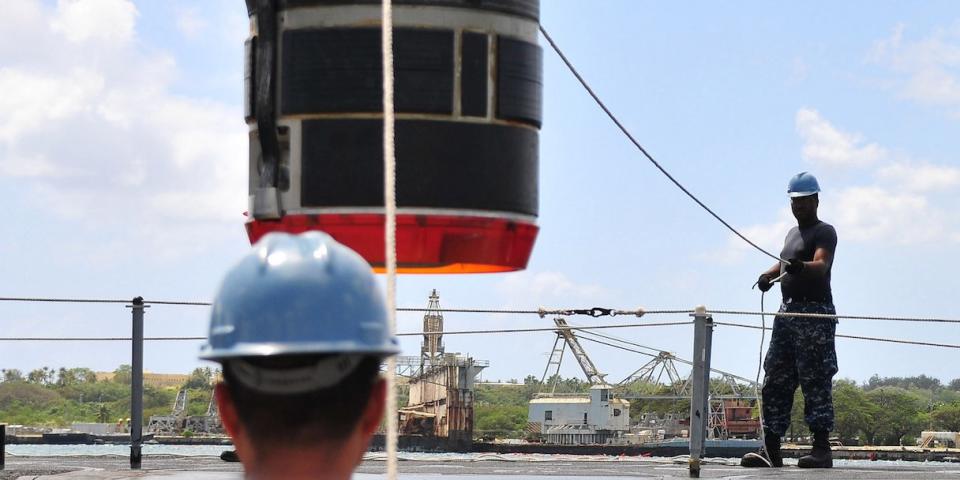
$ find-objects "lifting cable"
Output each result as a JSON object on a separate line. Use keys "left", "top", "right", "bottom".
{"left": 538, "top": 25, "right": 785, "bottom": 265}
{"left": 381, "top": 0, "right": 399, "bottom": 476}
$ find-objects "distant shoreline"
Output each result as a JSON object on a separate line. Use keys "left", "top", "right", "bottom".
{"left": 6, "top": 433, "right": 232, "bottom": 446}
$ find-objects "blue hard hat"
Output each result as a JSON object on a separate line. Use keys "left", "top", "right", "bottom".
{"left": 200, "top": 232, "right": 400, "bottom": 361}
{"left": 787, "top": 171, "right": 821, "bottom": 197}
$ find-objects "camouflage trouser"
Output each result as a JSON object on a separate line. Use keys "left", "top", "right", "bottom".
{"left": 761, "top": 301, "right": 838, "bottom": 437}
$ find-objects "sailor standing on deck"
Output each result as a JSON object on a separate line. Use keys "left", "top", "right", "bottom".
{"left": 200, "top": 232, "right": 399, "bottom": 479}
{"left": 741, "top": 172, "right": 838, "bottom": 469}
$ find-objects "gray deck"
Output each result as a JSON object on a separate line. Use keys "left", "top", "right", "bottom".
{"left": 4, "top": 456, "right": 960, "bottom": 479}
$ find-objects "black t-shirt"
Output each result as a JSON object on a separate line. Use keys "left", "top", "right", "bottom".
{"left": 779, "top": 220, "right": 837, "bottom": 303}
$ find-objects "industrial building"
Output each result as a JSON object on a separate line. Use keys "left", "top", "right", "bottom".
{"left": 526, "top": 318, "right": 632, "bottom": 445}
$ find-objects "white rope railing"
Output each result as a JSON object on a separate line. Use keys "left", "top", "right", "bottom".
{"left": 706, "top": 309, "right": 960, "bottom": 324}
{"left": 0, "top": 321, "right": 694, "bottom": 342}
{"left": 715, "top": 321, "right": 960, "bottom": 350}
{"left": 3, "top": 297, "right": 957, "bottom": 325}
{"left": 4, "top": 319, "right": 953, "bottom": 349}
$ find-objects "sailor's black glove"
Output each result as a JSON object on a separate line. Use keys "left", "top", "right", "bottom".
{"left": 785, "top": 258, "right": 805, "bottom": 275}
{"left": 757, "top": 274, "right": 774, "bottom": 292}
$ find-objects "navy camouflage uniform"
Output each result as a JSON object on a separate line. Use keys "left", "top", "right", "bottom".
{"left": 761, "top": 300, "right": 838, "bottom": 436}
{"left": 761, "top": 219, "right": 838, "bottom": 438}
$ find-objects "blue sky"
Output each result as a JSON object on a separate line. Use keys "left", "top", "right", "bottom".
{"left": 1, "top": 1, "right": 959, "bottom": 387}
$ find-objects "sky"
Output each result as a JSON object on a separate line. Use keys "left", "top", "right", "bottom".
{"left": 1, "top": 0, "right": 959, "bottom": 388}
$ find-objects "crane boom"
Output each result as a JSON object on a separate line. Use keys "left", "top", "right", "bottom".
{"left": 553, "top": 318, "right": 607, "bottom": 385}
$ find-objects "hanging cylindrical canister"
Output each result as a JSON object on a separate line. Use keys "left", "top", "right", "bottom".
{"left": 242, "top": 0, "right": 542, "bottom": 273}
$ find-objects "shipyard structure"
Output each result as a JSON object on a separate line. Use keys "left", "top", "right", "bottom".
{"left": 386, "top": 291, "right": 758, "bottom": 450}
{"left": 395, "top": 290, "right": 488, "bottom": 450}
{"left": 526, "top": 318, "right": 761, "bottom": 446}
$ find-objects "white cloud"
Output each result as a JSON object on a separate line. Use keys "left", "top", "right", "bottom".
{"left": 50, "top": 0, "right": 138, "bottom": 44}
{"left": 496, "top": 271, "right": 614, "bottom": 308}
{"left": 824, "top": 187, "right": 946, "bottom": 244}
{"left": 795, "top": 108, "right": 885, "bottom": 168}
{"left": 0, "top": 0, "right": 247, "bottom": 260}
{"left": 788, "top": 56, "right": 809, "bottom": 84}
{"left": 0, "top": 68, "right": 105, "bottom": 142}
{"left": 714, "top": 106, "right": 960, "bottom": 261}
{"left": 175, "top": 7, "right": 207, "bottom": 38}
{"left": 715, "top": 182, "right": 957, "bottom": 262}
{"left": 876, "top": 162, "right": 960, "bottom": 193}
{"left": 870, "top": 23, "right": 960, "bottom": 113}
{"left": 0, "top": 154, "right": 65, "bottom": 178}
{"left": 903, "top": 69, "right": 960, "bottom": 106}
{"left": 0, "top": 2, "right": 45, "bottom": 44}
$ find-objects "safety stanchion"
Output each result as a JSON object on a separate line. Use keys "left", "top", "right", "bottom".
{"left": 688, "top": 305, "right": 713, "bottom": 478}
{"left": 127, "top": 297, "right": 147, "bottom": 469}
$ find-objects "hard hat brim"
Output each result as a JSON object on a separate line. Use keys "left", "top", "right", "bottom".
{"left": 788, "top": 191, "right": 818, "bottom": 198}
{"left": 199, "top": 340, "right": 400, "bottom": 362}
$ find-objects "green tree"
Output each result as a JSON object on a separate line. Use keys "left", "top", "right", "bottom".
{"left": 0, "top": 382, "right": 59, "bottom": 409}
{"left": 866, "top": 375, "right": 942, "bottom": 392}
{"left": 833, "top": 379, "right": 875, "bottom": 445}
{"left": 788, "top": 389, "right": 808, "bottom": 442}
{"left": 97, "top": 404, "right": 111, "bottom": 423}
{"left": 112, "top": 365, "right": 132, "bottom": 384}
{"left": 475, "top": 405, "right": 528, "bottom": 438}
{"left": 184, "top": 367, "right": 213, "bottom": 390}
{"left": 56, "top": 367, "right": 76, "bottom": 387}
{"left": 622, "top": 380, "right": 688, "bottom": 419}
{"left": 185, "top": 389, "right": 212, "bottom": 416}
{"left": 2, "top": 369, "right": 25, "bottom": 383}
{"left": 72, "top": 368, "right": 97, "bottom": 385}
{"left": 931, "top": 403, "right": 960, "bottom": 432}
{"left": 27, "top": 369, "right": 50, "bottom": 385}
{"left": 866, "top": 387, "right": 925, "bottom": 445}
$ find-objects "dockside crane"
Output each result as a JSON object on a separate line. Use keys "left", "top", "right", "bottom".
{"left": 540, "top": 317, "right": 608, "bottom": 393}
{"left": 538, "top": 318, "right": 761, "bottom": 439}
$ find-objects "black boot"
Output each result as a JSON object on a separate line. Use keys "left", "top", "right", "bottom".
{"left": 798, "top": 430, "right": 833, "bottom": 468}
{"left": 741, "top": 432, "right": 783, "bottom": 468}
{"left": 220, "top": 450, "right": 240, "bottom": 462}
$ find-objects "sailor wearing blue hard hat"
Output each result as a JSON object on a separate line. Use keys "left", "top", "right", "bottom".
{"left": 201, "top": 232, "right": 399, "bottom": 479}
{"left": 742, "top": 172, "right": 839, "bottom": 470}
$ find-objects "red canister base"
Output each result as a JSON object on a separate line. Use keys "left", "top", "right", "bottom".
{"left": 245, "top": 213, "right": 538, "bottom": 273}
